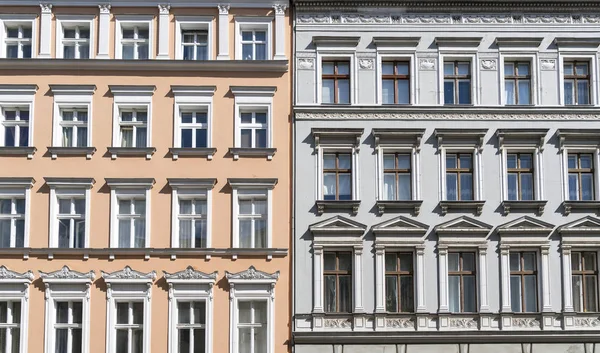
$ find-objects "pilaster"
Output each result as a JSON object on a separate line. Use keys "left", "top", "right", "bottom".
{"left": 438, "top": 244, "right": 449, "bottom": 313}
{"left": 39, "top": 4, "right": 53, "bottom": 58}
{"left": 97, "top": 4, "right": 111, "bottom": 59}
{"left": 157, "top": 4, "right": 171, "bottom": 59}
{"left": 272, "top": 5, "right": 287, "bottom": 60}
{"left": 217, "top": 4, "right": 230, "bottom": 60}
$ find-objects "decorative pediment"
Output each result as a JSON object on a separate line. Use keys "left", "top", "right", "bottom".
{"left": 164, "top": 266, "right": 217, "bottom": 283}
{"left": 435, "top": 216, "right": 492, "bottom": 236}
{"left": 497, "top": 216, "right": 554, "bottom": 235}
{"left": 39, "top": 266, "right": 95, "bottom": 283}
{"left": 312, "top": 128, "right": 363, "bottom": 148}
{"left": 225, "top": 266, "right": 279, "bottom": 284}
{"left": 309, "top": 215, "right": 367, "bottom": 236}
{"left": 372, "top": 128, "right": 425, "bottom": 150}
{"left": 558, "top": 216, "right": 600, "bottom": 245}
{"left": 496, "top": 129, "right": 548, "bottom": 150}
{"left": 0, "top": 266, "right": 34, "bottom": 282}
{"left": 102, "top": 266, "right": 157, "bottom": 283}
{"left": 372, "top": 216, "right": 428, "bottom": 246}
{"left": 434, "top": 128, "right": 487, "bottom": 151}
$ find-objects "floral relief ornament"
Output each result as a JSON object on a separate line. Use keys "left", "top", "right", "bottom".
{"left": 419, "top": 58, "right": 436, "bottom": 70}
{"left": 164, "top": 266, "right": 217, "bottom": 280}
{"left": 385, "top": 318, "right": 414, "bottom": 328}
{"left": 358, "top": 59, "right": 374, "bottom": 70}
{"left": 298, "top": 58, "right": 315, "bottom": 70}
{"left": 480, "top": 59, "right": 497, "bottom": 70}
{"left": 512, "top": 317, "right": 540, "bottom": 328}
{"left": 574, "top": 317, "right": 600, "bottom": 327}
{"left": 225, "top": 266, "right": 280, "bottom": 280}
{"left": 0, "top": 266, "right": 34, "bottom": 281}
{"left": 540, "top": 59, "right": 556, "bottom": 71}
{"left": 449, "top": 317, "right": 478, "bottom": 329}
{"left": 324, "top": 318, "right": 352, "bottom": 328}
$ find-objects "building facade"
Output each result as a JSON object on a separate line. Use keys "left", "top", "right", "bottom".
{"left": 0, "top": 1, "right": 290, "bottom": 353}
{"left": 292, "top": 1, "right": 600, "bottom": 352}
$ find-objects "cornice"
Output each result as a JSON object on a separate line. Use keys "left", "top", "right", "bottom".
{"left": 0, "top": 0, "right": 289, "bottom": 8}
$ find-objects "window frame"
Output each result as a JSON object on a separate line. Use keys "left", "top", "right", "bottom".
{"left": 563, "top": 60, "right": 592, "bottom": 105}
{"left": 0, "top": 178, "right": 33, "bottom": 249}
{"left": 115, "top": 16, "right": 153, "bottom": 60}
{"left": 377, "top": 52, "right": 416, "bottom": 105}
{"left": 384, "top": 251, "right": 414, "bottom": 313}
{"left": 0, "top": 266, "right": 33, "bottom": 353}
{"left": 438, "top": 53, "right": 477, "bottom": 105}
{"left": 316, "top": 53, "right": 355, "bottom": 105}
{"left": 447, "top": 251, "right": 478, "bottom": 313}
{"left": 323, "top": 250, "right": 353, "bottom": 313}
{"left": 558, "top": 130, "right": 600, "bottom": 203}
{"left": 568, "top": 152, "right": 595, "bottom": 201}
{"left": 231, "top": 86, "right": 275, "bottom": 156}
{"left": 0, "top": 85, "right": 36, "bottom": 152}
{"left": 55, "top": 16, "right": 94, "bottom": 59}
{"left": 234, "top": 17, "right": 272, "bottom": 61}
{"left": 322, "top": 151, "right": 353, "bottom": 201}
{"left": 506, "top": 152, "right": 535, "bottom": 201}
{"left": 50, "top": 85, "right": 95, "bottom": 154}
{"left": 570, "top": 250, "right": 599, "bottom": 313}
{"left": 443, "top": 60, "right": 472, "bottom": 105}
{"left": 321, "top": 60, "right": 351, "bottom": 105}
{"left": 0, "top": 16, "right": 36, "bottom": 59}
{"left": 503, "top": 61, "right": 532, "bottom": 105}
{"left": 508, "top": 250, "right": 539, "bottom": 313}
{"left": 175, "top": 16, "right": 212, "bottom": 61}
{"left": 109, "top": 85, "right": 154, "bottom": 158}
{"left": 559, "top": 53, "right": 598, "bottom": 106}
{"left": 499, "top": 55, "right": 538, "bottom": 106}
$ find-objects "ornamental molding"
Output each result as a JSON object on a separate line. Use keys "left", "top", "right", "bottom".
{"left": 217, "top": 4, "right": 230, "bottom": 14}
{"left": 225, "top": 266, "right": 280, "bottom": 281}
{"left": 40, "top": 3, "right": 52, "bottom": 13}
{"left": 358, "top": 58, "right": 374, "bottom": 70}
{"left": 512, "top": 317, "right": 540, "bottom": 328}
{"left": 0, "top": 266, "right": 34, "bottom": 281}
{"left": 574, "top": 317, "right": 600, "bottom": 327}
{"left": 164, "top": 266, "right": 217, "bottom": 281}
{"left": 98, "top": 4, "right": 111, "bottom": 13}
{"left": 158, "top": 4, "right": 170, "bottom": 14}
{"left": 449, "top": 317, "right": 478, "bottom": 329}
{"left": 39, "top": 266, "right": 95, "bottom": 281}
{"left": 480, "top": 59, "right": 497, "bottom": 70}
{"left": 295, "top": 112, "right": 600, "bottom": 121}
{"left": 102, "top": 266, "right": 157, "bottom": 281}
{"left": 386, "top": 317, "right": 414, "bottom": 328}
{"left": 419, "top": 58, "right": 436, "bottom": 70}
{"left": 298, "top": 58, "right": 315, "bottom": 70}
{"left": 540, "top": 59, "right": 556, "bottom": 71}
{"left": 273, "top": 4, "right": 287, "bottom": 15}
{"left": 324, "top": 318, "right": 352, "bottom": 328}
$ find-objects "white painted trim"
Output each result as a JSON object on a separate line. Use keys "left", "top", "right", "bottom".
{"left": 109, "top": 187, "right": 152, "bottom": 249}
{"left": 558, "top": 53, "right": 599, "bottom": 106}
{"left": 313, "top": 246, "right": 323, "bottom": 313}
{"left": 438, "top": 53, "right": 478, "bottom": 106}
{"left": 438, "top": 245, "right": 449, "bottom": 312}
{"left": 111, "top": 91, "right": 153, "bottom": 151}
{"left": 170, "top": 188, "right": 211, "bottom": 248}
{"left": 55, "top": 16, "right": 95, "bottom": 59}
{"left": 175, "top": 16, "right": 213, "bottom": 60}
{"left": 376, "top": 146, "right": 420, "bottom": 201}
{"left": 173, "top": 90, "right": 213, "bottom": 149}
{"left": 316, "top": 146, "right": 359, "bottom": 200}
{"left": 316, "top": 52, "right": 356, "bottom": 105}
{"left": 229, "top": 289, "right": 275, "bottom": 353}
{"left": 51, "top": 92, "right": 94, "bottom": 150}
{"left": 233, "top": 93, "right": 273, "bottom": 149}
{"left": 272, "top": 6, "right": 286, "bottom": 60}
{"left": 234, "top": 16, "right": 272, "bottom": 60}
{"left": 231, "top": 187, "right": 272, "bottom": 248}
{"left": 0, "top": 269, "right": 32, "bottom": 353}
{"left": 114, "top": 15, "right": 154, "bottom": 60}
{"left": 39, "top": 5, "right": 52, "bottom": 58}
{"left": 156, "top": 5, "right": 170, "bottom": 59}
{"left": 216, "top": 5, "right": 229, "bottom": 60}
{"left": 499, "top": 53, "right": 539, "bottom": 106}
{"left": 0, "top": 15, "right": 37, "bottom": 59}
{"left": 97, "top": 5, "right": 110, "bottom": 59}
{"left": 376, "top": 52, "right": 417, "bottom": 105}
{"left": 0, "top": 87, "right": 36, "bottom": 151}
{"left": 562, "top": 247, "right": 574, "bottom": 312}
{"left": 48, "top": 187, "right": 91, "bottom": 249}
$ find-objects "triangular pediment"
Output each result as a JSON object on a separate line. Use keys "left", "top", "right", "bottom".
{"left": 435, "top": 216, "right": 492, "bottom": 234}
{"left": 309, "top": 215, "right": 367, "bottom": 235}
{"left": 373, "top": 216, "right": 429, "bottom": 235}
{"left": 559, "top": 216, "right": 600, "bottom": 237}
{"left": 497, "top": 216, "right": 554, "bottom": 235}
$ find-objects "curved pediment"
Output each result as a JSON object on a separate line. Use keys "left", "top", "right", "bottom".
{"left": 40, "top": 266, "right": 95, "bottom": 283}
{"left": 225, "top": 266, "right": 279, "bottom": 284}
{"left": 0, "top": 266, "right": 34, "bottom": 282}
{"left": 102, "top": 266, "right": 157, "bottom": 283}
{"left": 164, "top": 266, "right": 217, "bottom": 284}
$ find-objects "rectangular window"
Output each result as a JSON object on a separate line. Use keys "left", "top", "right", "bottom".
{"left": 448, "top": 252, "right": 477, "bottom": 313}
{"left": 57, "top": 197, "right": 85, "bottom": 249}
{"left": 178, "top": 198, "right": 207, "bottom": 249}
{"left": 241, "top": 30, "right": 267, "bottom": 60}
{"left": 180, "top": 110, "right": 208, "bottom": 148}
{"left": 445, "top": 153, "right": 473, "bottom": 201}
{"left": 117, "top": 198, "right": 146, "bottom": 248}
{"left": 177, "top": 301, "right": 206, "bottom": 353}
{"left": 238, "top": 196, "right": 267, "bottom": 248}
{"left": 504, "top": 62, "right": 531, "bottom": 105}
{"left": 119, "top": 109, "right": 147, "bottom": 148}
{"left": 115, "top": 302, "right": 144, "bottom": 353}
{"left": 240, "top": 112, "right": 267, "bottom": 148}
{"left": 323, "top": 152, "right": 352, "bottom": 201}
{"left": 121, "top": 26, "right": 149, "bottom": 60}
{"left": 510, "top": 251, "right": 538, "bottom": 313}
{"left": 322, "top": 61, "right": 350, "bottom": 104}
{"left": 568, "top": 153, "right": 595, "bottom": 201}
{"left": 382, "top": 61, "right": 410, "bottom": 104}
{"left": 0, "top": 197, "right": 25, "bottom": 248}
{"left": 2, "top": 108, "right": 29, "bottom": 147}
{"left": 0, "top": 301, "right": 21, "bottom": 353}
{"left": 444, "top": 61, "right": 471, "bottom": 104}
{"left": 54, "top": 301, "right": 83, "bottom": 353}
{"left": 237, "top": 301, "right": 267, "bottom": 353}
{"left": 383, "top": 153, "right": 411, "bottom": 201}
{"left": 507, "top": 153, "right": 534, "bottom": 201}
{"left": 385, "top": 252, "right": 414, "bottom": 313}
{"left": 564, "top": 61, "right": 590, "bottom": 105}
{"left": 62, "top": 25, "right": 90, "bottom": 59}
{"left": 182, "top": 30, "right": 208, "bottom": 61}
{"left": 60, "top": 109, "right": 88, "bottom": 147}
{"left": 324, "top": 251, "right": 352, "bottom": 313}
{"left": 572, "top": 251, "right": 598, "bottom": 312}
{"left": 5, "top": 24, "right": 32, "bottom": 58}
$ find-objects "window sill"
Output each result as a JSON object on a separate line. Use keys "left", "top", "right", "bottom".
{"left": 169, "top": 147, "right": 216, "bottom": 160}
{"left": 439, "top": 200, "right": 485, "bottom": 216}
{"left": 501, "top": 200, "right": 547, "bottom": 215}
{"left": 0, "top": 146, "right": 36, "bottom": 159}
{"left": 376, "top": 200, "right": 423, "bottom": 215}
{"left": 47, "top": 146, "right": 96, "bottom": 160}
{"left": 316, "top": 200, "right": 361, "bottom": 215}
{"left": 107, "top": 147, "right": 156, "bottom": 160}
{"left": 229, "top": 147, "right": 277, "bottom": 161}
{"left": 563, "top": 200, "right": 600, "bottom": 215}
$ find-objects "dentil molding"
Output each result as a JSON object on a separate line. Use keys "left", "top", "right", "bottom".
{"left": 295, "top": 111, "right": 600, "bottom": 121}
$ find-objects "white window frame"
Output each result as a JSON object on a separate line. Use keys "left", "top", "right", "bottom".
{"left": 0, "top": 85, "right": 36, "bottom": 153}
{"left": 557, "top": 130, "right": 600, "bottom": 202}
{"left": 239, "top": 110, "right": 269, "bottom": 148}
{"left": 102, "top": 267, "right": 156, "bottom": 353}
{"left": 172, "top": 86, "right": 215, "bottom": 150}
{"left": 228, "top": 179, "right": 276, "bottom": 249}
{"left": 499, "top": 54, "right": 538, "bottom": 106}
{"left": 0, "top": 15, "right": 36, "bottom": 59}
{"left": 0, "top": 178, "right": 33, "bottom": 249}
{"left": 115, "top": 16, "right": 153, "bottom": 60}
{"left": 376, "top": 53, "right": 417, "bottom": 105}
{"left": 165, "top": 266, "right": 217, "bottom": 353}
{"left": 175, "top": 16, "right": 212, "bottom": 60}
{"left": 106, "top": 179, "right": 154, "bottom": 250}
{"left": 231, "top": 87, "right": 275, "bottom": 152}
{"left": 226, "top": 266, "right": 279, "bottom": 353}
{"left": 234, "top": 17, "right": 272, "bottom": 60}
{"left": 109, "top": 86, "right": 154, "bottom": 156}
{"left": 40, "top": 266, "right": 94, "bottom": 353}
{"left": 168, "top": 178, "right": 215, "bottom": 250}
{"left": 50, "top": 85, "right": 95, "bottom": 154}
{"left": 55, "top": 16, "right": 94, "bottom": 59}
{"left": 558, "top": 53, "right": 599, "bottom": 106}
{"left": 316, "top": 53, "right": 356, "bottom": 105}
{"left": 0, "top": 266, "right": 33, "bottom": 353}
{"left": 438, "top": 53, "right": 478, "bottom": 106}
{"left": 117, "top": 108, "right": 148, "bottom": 148}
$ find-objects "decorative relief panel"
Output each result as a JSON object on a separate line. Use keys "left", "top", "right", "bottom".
{"left": 298, "top": 58, "right": 315, "bottom": 70}
{"left": 449, "top": 317, "right": 478, "bottom": 329}
{"left": 324, "top": 318, "right": 352, "bottom": 329}
{"left": 385, "top": 318, "right": 415, "bottom": 329}
{"left": 512, "top": 317, "right": 541, "bottom": 328}
{"left": 540, "top": 59, "right": 556, "bottom": 71}
{"left": 419, "top": 58, "right": 436, "bottom": 71}
{"left": 574, "top": 317, "right": 600, "bottom": 328}
{"left": 296, "top": 112, "right": 600, "bottom": 121}
{"left": 480, "top": 59, "right": 497, "bottom": 70}
{"left": 358, "top": 59, "right": 374, "bottom": 70}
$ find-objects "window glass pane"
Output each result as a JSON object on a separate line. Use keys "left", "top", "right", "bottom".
{"left": 11, "top": 328, "right": 19, "bottom": 353}
{"left": 6, "top": 45, "right": 17, "bottom": 59}
{"left": 397, "top": 62, "right": 409, "bottom": 75}
{"left": 444, "top": 63, "right": 454, "bottom": 75}
{"left": 58, "top": 220, "right": 70, "bottom": 248}
{"left": 382, "top": 62, "right": 394, "bottom": 75}
{"left": 324, "top": 252, "right": 336, "bottom": 271}
{"left": 179, "top": 220, "right": 192, "bottom": 248}
{"left": 22, "top": 45, "right": 32, "bottom": 58}
{"left": 399, "top": 276, "right": 414, "bottom": 312}
{"left": 385, "top": 253, "right": 397, "bottom": 272}
{"left": 568, "top": 155, "right": 578, "bottom": 169}
{"left": 510, "top": 275, "right": 522, "bottom": 312}
{"left": 383, "top": 155, "right": 395, "bottom": 170}
{"left": 194, "top": 328, "right": 205, "bottom": 353}
{"left": 399, "top": 253, "right": 413, "bottom": 272}
{"left": 457, "top": 63, "right": 469, "bottom": 75}
{"left": 397, "top": 80, "right": 410, "bottom": 104}
{"left": 398, "top": 174, "right": 411, "bottom": 200}
{"left": 385, "top": 276, "right": 398, "bottom": 312}
{"left": 576, "top": 63, "right": 588, "bottom": 75}
{"left": 338, "top": 253, "right": 352, "bottom": 271}
{"left": 255, "top": 129, "right": 267, "bottom": 148}
{"left": 72, "top": 301, "right": 83, "bottom": 323}
{"left": 323, "top": 173, "right": 336, "bottom": 200}
{"left": 569, "top": 174, "right": 579, "bottom": 201}
{"left": 462, "top": 253, "right": 475, "bottom": 271}
{"left": 338, "top": 174, "right": 352, "bottom": 200}
{"left": 458, "top": 80, "right": 471, "bottom": 104}
{"left": 323, "top": 154, "right": 336, "bottom": 169}
{"left": 240, "top": 129, "right": 252, "bottom": 148}
{"left": 324, "top": 275, "right": 336, "bottom": 312}
{"left": 238, "top": 220, "right": 251, "bottom": 248}
{"left": 521, "top": 174, "right": 534, "bottom": 200}
{"left": 584, "top": 253, "right": 596, "bottom": 271}
{"left": 338, "top": 276, "right": 352, "bottom": 312}
{"left": 504, "top": 63, "right": 515, "bottom": 76}
{"left": 580, "top": 155, "right": 593, "bottom": 169}
{"left": 459, "top": 154, "right": 472, "bottom": 169}
{"left": 337, "top": 63, "right": 350, "bottom": 75}
{"left": 585, "top": 276, "right": 598, "bottom": 312}
{"left": 118, "top": 219, "right": 131, "bottom": 248}
{"left": 510, "top": 253, "right": 520, "bottom": 271}
{"left": 523, "top": 275, "right": 537, "bottom": 312}
{"left": 578, "top": 80, "right": 590, "bottom": 104}
{"left": 460, "top": 173, "right": 473, "bottom": 200}
{"left": 507, "top": 173, "right": 518, "bottom": 201}
{"left": 338, "top": 154, "right": 351, "bottom": 169}
{"left": 564, "top": 80, "right": 574, "bottom": 105}
{"left": 397, "top": 154, "right": 410, "bottom": 169}
{"left": 321, "top": 79, "right": 334, "bottom": 104}
{"left": 132, "top": 328, "right": 143, "bottom": 353}
{"left": 0, "top": 302, "right": 6, "bottom": 323}
{"left": 179, "top": 329, "right": 190, "bottom": 353}
{"left": 255, "top": 44, "right": 267, "bottom": 60}
{"left": 55, "top": 329, "right": 68, "bottom": 353}
{"left": 241, "top": 43, "right": 253, "bottom": 60}
{"left": 337, "top": 79, "right": 350, "bottom": 104}
{"left": 520, "top": 154, "right": 532, "bottom": 169}
{"left": 133, "top": 302, "right": 144, "bottom": 324}
{"left": 194, "top": 301, "right": 206, "bottom": 324}
{"left": 564, "top": 63, "right": 574, "bottom": 75}
{"left": 581, "top": 174, "right": 594, "bottom": 200}
{"left": 56, "top": 302, "right": 69, "bottom": 323}
{"left": 444, "top": 81, "right": 454, "bottom": 104}
{"left": 463, "top": 275, "right": 477, "bottom": 312}
{"left": 573, "top": 275, "right": 582, "bottom": 312}
{"left": 178, "top": 302, "right": 190, "bottom": 324}
{"left": 448, "top": 275, "right": 460, "bottom": 313}
{"left": 181, "top": 129, "right": 193, "bottom": 148}
{"left": 322, "top": 62, "right": 334, "bottom": 74}
{"left": 518, "top": 81, "right": 531, "bottom": 105}
{"left": 446, "top": 173, "right": 457, "bottom": 201}
{"left": 116, "top": 302, "right": 128, "bottom": 324}
{"left": 572, "top": 252, "right": 581, "bottom": 271}
{"left": 0, "top": 200, "right": 9, "bottom": 214}
{"left": 523, "top": 253, "right": 536, "bottom": 270}
{"left": 382, "top": 79, "right": 395, "bottom": 104}
{"left": 517, "top": 63, "right": 530, "bottom": 76}
{"left": 446, "top": 154, "right": 457, "bottom": 169}
{"left": 448, "top": 253, "right": 459, "bottom": 271}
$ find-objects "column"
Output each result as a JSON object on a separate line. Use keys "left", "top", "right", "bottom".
{"left": 313, "top": 245, "right": 323, "bottom": 313}
{"left": 541, "top": 245, "right": 552, "bottom": 312}
{"left": 97, "top": 5, "right": 111, "bottom": 59}
{"left": 39, "top": 4, "right": 52, "bottom": 58}
{"left": 157, "top": 4, "right": 170, "bottom": 59}
{"left": 374, "top": 246, "right": 385, "bottom": 313}
{"left": 416, "top": 245, "right": 427, "bottom": 312}
{"left": 478, "top": 245, "right": 490, "bottom": 312}
{"left": 354, "top": 246, "right": 364, "bottom": 312}
{"left": 272, "top": 5, "right": 287, "bottom": 60}
{"left": 562, "top": 245, "right": 574, "bottom": 312}
{"left": 500, "top": 245, "right": 512, "bottom": 312}
{"left": 438, "top": 245, "right": 449, "bottom": 312}
{"left": 216, "top": 4, "right": 230, "bottom": 60}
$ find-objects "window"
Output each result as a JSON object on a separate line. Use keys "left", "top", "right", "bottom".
{"left": 62, "top": 25, "right": 90, "bottom": 59}
{"left": 172, "top": 86, "right": 215, "bottom": 157}
{"left": 2, "top": 108, "right": 29, "bottom": 147}
{"left": 445, "top": 153, "right": 473, "bottom": 201}
{"left": 564, "top": 61, "right": 590, "bottom": 105}
{"left": 444, "top": 61, "right": 471, "bottom": 104}
{"left": 121, "top": 26, "right": 149, "bottom": 60}
{"left": 57, "top": 197, "right": 85, "bottom": 249}
{"left": 178, "top": 198, "right": 207, "bottom": 248}
{"left": 180, "top": 110, "right": 208, "bottom": 148}
{"left": 507, "top": 153, "right": 534, "bottom": 201}
{"left": 237, "top": 301, "right": 267, "bottom": 353}
{"left": 107, "top": 179, "right": 153, "bottom": 250}
{"left": 504, "top": 62, "right": 531, "bottom": 105}
{"left": 568, "top": 153, "right": 594, "bottom": 201}
{"left": 382, "top": 61, "right": 410, "bottom": 104}
{"left": 383, "top": 153, "right": 411, "bottom": 201}
{"left": 235, "top": 18, "right": 272, "bottom": 61}
{"left": 238, "top": 195, "right": 267, "bottom": 248}
{"left": 510, "top": 251, "right": 537, "bottom": 313}
{"left": 175, "top": 18, "right": 212, "bottom": 61}
{"left": 115, "top": 302, "right": 144, "bottom": 353}
{"left": 322, "top": 61, "right": 350, "bottom": 104}
{"left": 323, "top": 153, "right": 352, "bottom": 201}
{"left": 385, "top": 252, "right": 414, "bottom": 313}
{"left": 60, "top": 109, "right": 88, "bottom": 147}
{"left": 572, "top": 251, "right": 598, "bottom": 312}
{"left": 119, "top": 109, "right": 147, "bottom": 148}
{"left": 0, "top": 301, "right": 21, "bottom": 352}
{"left": 176, "top": 301, "right": 206, "bottom": 353}
{"left": 5, "top": 24, "right": 31, "bottom": 58}
{"left": 117, "top": 198, "right": 146, "bottom": 248}
{"left": 182, "top": 30, "right": 208, "bottom": 60}
{"left": 53, "top": 301, "right": 83, "bottom": 353}
{"left": 0, "top": 197, "right": 25, "bottom": 248}
{"left": 324, "top": 251, "right": 352, "bottom": 313}
{"left": 448, "top": 252, "right": 477, "bottom": 313}
{"left": 240, "top": 111, "right": 267, "bottom": 148}
{"left": 241, "top": 30, "right": 267, "bottom": 60}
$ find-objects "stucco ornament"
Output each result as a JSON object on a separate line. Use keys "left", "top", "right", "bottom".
{"left": 523, "top": 15, "right": 571, "bottom": 24}
{"left": 0, "top": 266, "right": 34, "bottom": 281}
{"left": 404, "top": 15, "right": 451, "bottom": 24}
{"left": 296, "top": 112, "right": 598, "bottom": 121}
{"left": 419, "top": 58, "right": 436, "bottom": 70}
{"left": 480, "top": 59, "right": 497, "bottom": 70}
{"left": 225, "top": 266, "right": 280, "bottom": 280}
{"left": 342, "top": 14, "right": 390, "bottom": 24}
{"left": 217, "top": 4, "right": 230, "bottom": 14}
{"left": 574, "top": 317, "right": 600, "bottom": 327}
{"left": 324, "top": 318, "right": 352, "bottom": 328}
{"left": 540, "top": 59, "right": 556, "bottom": 71}
{"left": 449, "top": 317, "right": 478, "bottom": 329}
{"left": 272, "top": 4, "right": 287, "bottom": 15}
{"left": 297, "top": 58, "right": 315, "bottom": 70}
{"left": 102, "top": 266, "right": 157, "bottom": 281}
{"left": 463, "top": 15, "right": 511, "bottom": 24}
{"left": 164, "top": 266, "right": 217, "bottom": 280}
{"left": 39, "top": 266, "right": 95, "bottom": 280}
{"left": 385, "top": 318, "right": 414, "bottom": 328}
{"left": 358, "top": 59, "right": 374, "bottom": 70}
{"left": 512, "top": 317, "right": 540, "bottom": 328}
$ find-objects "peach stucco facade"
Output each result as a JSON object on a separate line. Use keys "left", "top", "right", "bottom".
{"left": 0, "top": 2, "right": 290, "bottom": 353}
